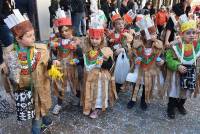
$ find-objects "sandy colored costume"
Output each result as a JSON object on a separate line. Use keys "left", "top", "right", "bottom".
{"left": 2, "top": 43, "right": 51, "bottom": 119}
{"left": 49, "top": 8, "right": 83, "bottom": 102}
{"left": 82, "top": 40, "right": 118, "bottom": 115}
{"left": 49, "top": 34, "right": 82, "bottom": 98}
{"left": 131, "top": 39, "right": 163, "bottom": 103}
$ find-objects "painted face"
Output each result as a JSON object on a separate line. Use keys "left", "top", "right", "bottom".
{"left": 17, "top": 30, "right": 35, "bottom": 47}
{"left": 183, "top": 29, "right": 197, "bottom": 43}
{"left": 114, "top": 19, "right": 125, "bottom": 32}
{"left": 60, "top": 26, "right": 72, "bottom": 39}
{"left": 90, "top": 36, "right": 102, "bottom": 47}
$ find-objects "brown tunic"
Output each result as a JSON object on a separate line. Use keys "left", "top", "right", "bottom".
{"left": 2, "top": 43, "right": 51, "bottom": 119}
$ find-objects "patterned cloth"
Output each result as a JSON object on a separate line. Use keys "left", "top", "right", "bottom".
{"left": 14, "top": 88, "right": 35, "bottom": 121}
{"left": 180, "top": 64, "right": 196, "bottom": 92}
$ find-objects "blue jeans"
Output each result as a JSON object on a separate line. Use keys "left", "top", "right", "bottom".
{"left": 0, "top": 25, "right": 14, "bottom": 64}
{"left": 80, "top": 18, "right": 86, "bottom": 35}
{"left": 72, "top": 12, "right": 85, "bottom": 36}
{"left": 32, "top": 119, "right": 42, "bottom": 134}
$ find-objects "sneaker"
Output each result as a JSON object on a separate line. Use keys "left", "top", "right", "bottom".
{"left": 41, "top": 121, "right": 53, "bottom": 133}
{"left": 140, "top": 101, "right": 148, "bottom": 111}
{"left": 52, "top": 104, "right": 62, "bottom": 115}
{"left": 89, "top": 109, "right": 101, "bottom": 119}
{"left": 177, "top": 105, "right": 187, "bottom": 115}
{"left": 41, "top": 124, "right": 48, "bottom": 133}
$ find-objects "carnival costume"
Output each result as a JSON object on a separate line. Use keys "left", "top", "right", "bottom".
{"left": 48, "top": 8, "right": 83, "bottom": 113}
{"left": 164, "top": 14, "right": 200, "bottom": 119}
{"left": 107, "top": 9, "right": 133, "bottom": 90}
{"left": 127, "top": 15, "right": 164, "bottom": 109}
{"left": 82, "top": 12, "right": 117, "bottom": 116}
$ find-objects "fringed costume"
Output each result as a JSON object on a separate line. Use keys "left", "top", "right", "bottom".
{"left": 48, "top": 8, "right": 83, "bottom": 114}
{"left": 82, "top": 12, "right": 117, "bottom": 117}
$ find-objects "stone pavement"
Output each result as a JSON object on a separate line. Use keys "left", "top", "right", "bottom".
{"left": 0, "top": 85, "right": 200, "bottom": 134}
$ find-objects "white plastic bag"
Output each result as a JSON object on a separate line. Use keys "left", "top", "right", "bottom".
{"left": 126, "top": 65, "right": 139, "bottom": 83}
{"left": 114, "top": 52, "right": 130, "bottom": 84}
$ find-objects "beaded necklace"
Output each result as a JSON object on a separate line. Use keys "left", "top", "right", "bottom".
{"left": 14, "top": 43, "right": 41, "bottom": 75}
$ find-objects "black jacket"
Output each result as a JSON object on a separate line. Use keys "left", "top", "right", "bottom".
{"left": 15, "top": 0, "right": 35, "bottom": 22}
{"left": 49, "top": 0, "right": 71, "bottom": 27}
{"left": 0, "top": 0, "right": 14, "bottom": 25}
{"left": 70, "top": 0, "right": 85, "bottom": 13}
{"left": 100, "top": 0, "right": 110, "bottom": 21}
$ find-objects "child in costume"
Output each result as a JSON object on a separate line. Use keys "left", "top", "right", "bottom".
{"left": 107, "top": 9, "right": 133, "bottom": 92}
{"left": 127, "top": 14, "right": 164, "bottom": 110}
{"left": 49, "top": 8, "right": 83, "bottom": 115}
{"left": 1, "top": 9, "right": 53, "bottom": 133}
{"left": 164, "top": 14, "right": 200, "bottom": 119}
{"left": 82, "top": 13, "right": 118, "bottom": 119}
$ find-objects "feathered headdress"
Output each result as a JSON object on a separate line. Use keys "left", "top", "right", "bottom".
{"left": 111, "top": 9, "right": 122, "bottom": 22}
{"left": 54, "top": 8, "right": 72, "bottom": 27}
{"left": 123, "top": 9, "right": 136, "bottom": 24}
{"left": 4, "top": 9, "right": 33, "bottom": 37}
{"left": 89, "top": 12, "right": 105, "bottom": 38}
{"left": 178, "top": 14, "right": 196, "bottom": 32}
{"left": 135, "top": 14, "right": 156, "bottom": 40}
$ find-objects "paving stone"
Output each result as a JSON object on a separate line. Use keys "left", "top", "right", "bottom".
{"left": 1, "top": 86, "right": 200, "bottom": 134}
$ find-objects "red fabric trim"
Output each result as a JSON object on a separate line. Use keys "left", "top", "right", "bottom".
{"left": 54, "top": 18, "right": 72, "bottom": 27}
{"left": 89, "top": 29, "right": 104, "bottom": 38}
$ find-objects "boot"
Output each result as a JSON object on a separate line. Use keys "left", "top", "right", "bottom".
{"left": 177, "top": 99, "right": 187, "bottom": 115}
{"left": 140, "top": 85, "right": 147, "bottom": 111}
{"left": 116, "top": 83, "right": 122, "bottom": 93}
{"left": 167, "top": 97, "right": 177, "bottom": 119}
{"left": 127, "top": 83, "right": 136, "bottom": 109}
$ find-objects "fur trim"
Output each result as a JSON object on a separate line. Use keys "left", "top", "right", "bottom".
{"left": 152, "top": 39, "right": 163, "bottom": 49}
{"left": 133, "top": 39, "right": 144, "bottom": 48}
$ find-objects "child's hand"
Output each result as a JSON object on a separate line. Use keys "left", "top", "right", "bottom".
{"left": 178, "top": 65, "right": 187, "bottom": 74}
{"left": 53, "top": 60, "right": 61, "bottom": 66}
{"left": 151, "top": 36, "right": 157, "bottom": 42}
{"left": 0, "top": 63, "right": 8, "bottom": 74}
{"left": 156, "top": 59, "right": 164, "bottom": 66}
{"left": 115, "top": 48, "right": 125, "bottom": 55}
{"left": 165, "top": 41, "right": 170, "bottom": 48}
{"left": 135, "top": 57, "right": 142, "bottom": 65}
{"left": 109, "top": 39, "right": 115, "bottom": 43}
{"left": 122, "top": 32, "right": 133, "bottom": 42}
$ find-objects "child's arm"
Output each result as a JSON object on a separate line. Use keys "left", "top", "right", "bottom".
{"left": 165, "top": 49, "right": 181, "bottom": 71}
{"left": 75, "top": 46, "right": 84, "bottom": 67}
{"left": 101, "top": 57, "right": 113, "bottom": 70}
{"left": 48, "top": 33, "right": 60, "bottom": 49}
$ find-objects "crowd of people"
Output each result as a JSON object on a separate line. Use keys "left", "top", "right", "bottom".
{"left": 0, "top": 0, "right": 200, "bottom": 134}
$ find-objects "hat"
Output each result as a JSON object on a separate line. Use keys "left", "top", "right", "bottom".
{"left": 89, "top": 13, "right": 104, "bottom": 38}
{"left": 54, "top": 8, "right": 72, "bottom": 27}
{"left": 4, "top": 9, "right": 34, "bottom": 37}
{"left": 90, "top": 10, "right": 107, "bottom": 26}
{"left": 179, "top": 14, "right": 197, "bottom": 32}
{"left": 123, "top": 9, "right": 136, "bottom": 24}
{"left": 160, "top": 5, "right": 166, "bottom": 9}
{"left": 135, "top": 14, "right": 156, "bottom": 40}
{"left": 111, "top": 9, "right": 122, "bottom": 22}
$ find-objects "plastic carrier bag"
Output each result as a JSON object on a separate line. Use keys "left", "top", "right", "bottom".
{"left": 114, "top": 52, "right": 130, "bottom": 84}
